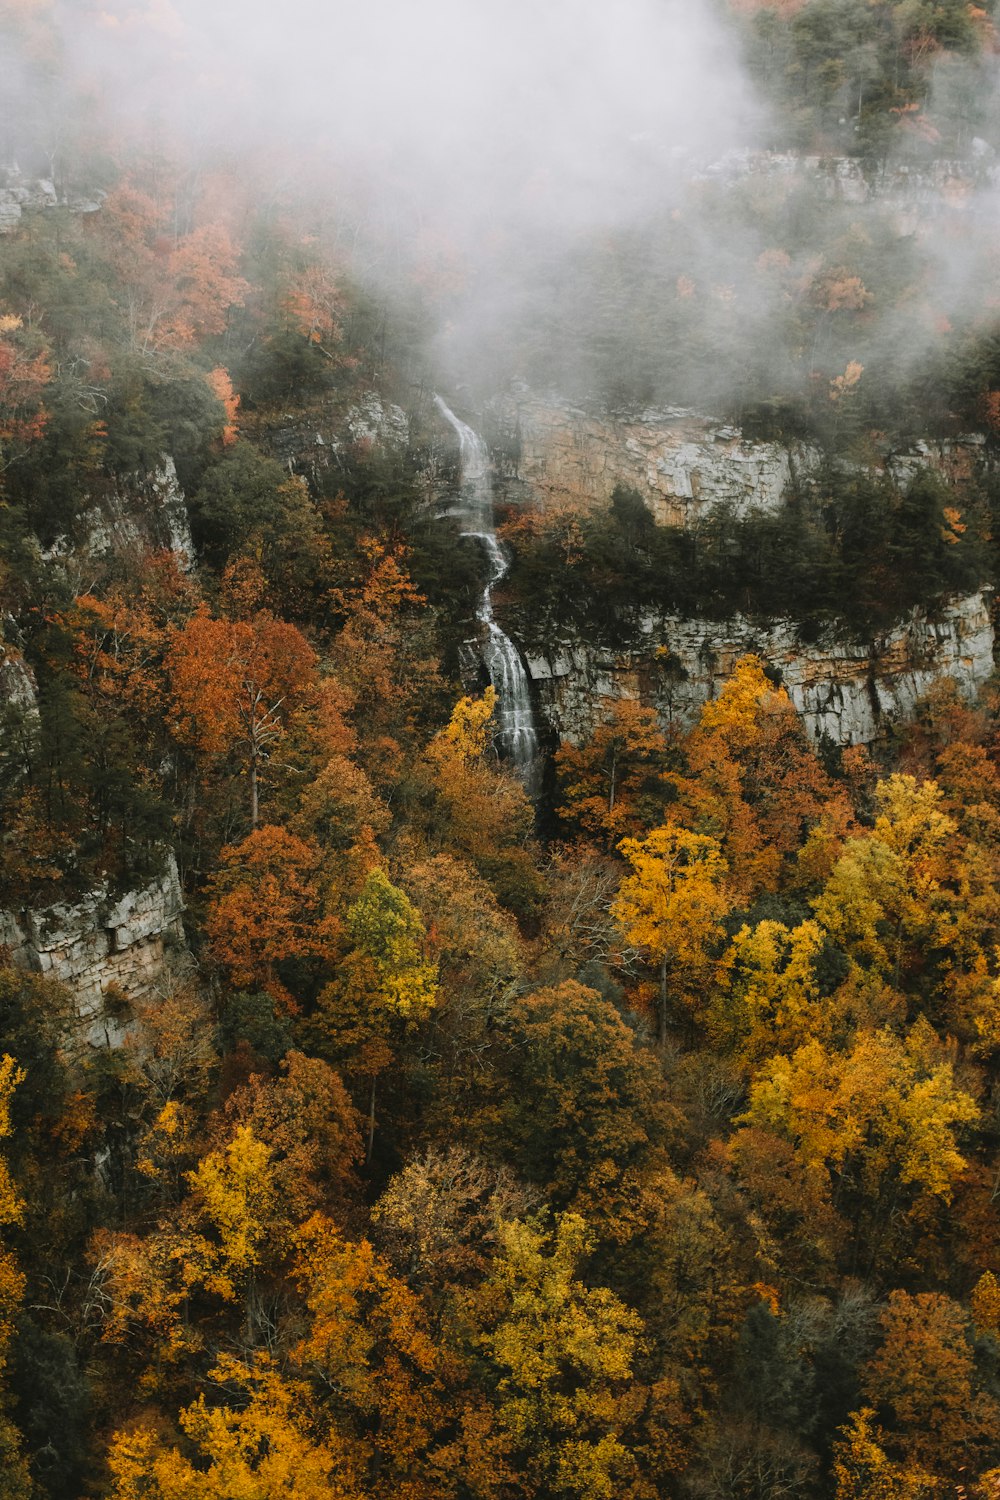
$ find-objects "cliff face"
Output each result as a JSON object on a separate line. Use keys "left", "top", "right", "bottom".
{"left": 527, "top": 591, "right": 994, "bottom": 747}
{"left": 490, "top": 392, "right": 988, "bottom": 525}
{"left": 43, "top": 454, "right": 193, "bottom": 576}
{"left": 0, "top": 164, "right": 104, "bottom": 233}
{"left": 0, "top": 857, "right": 190, "bottom": 1049}
{"left": 493, "top": 396, "right": 819, "bottom": 524}
{"left": 475, "top": 391, "right": 998, "bottom": 748}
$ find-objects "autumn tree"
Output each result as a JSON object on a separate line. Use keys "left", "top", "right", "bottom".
{"left": 167, "top": 606, "right": 317, "bottom": 827}
{"left": 670, "top": 655, "right": 851, "bottom": 900}
{"left": 371, "top": 1146, "right": 533, "bottom": 1300}
{"left": 329, "top": 543, "right": 444, "bottom": 787}
{"left": 471, "top": 1212, "right": 647, "bottom": 1500}
{"left": 861, "top": 1291, "right": 1000, "bottom": 1481}
{"left": 0, "top": 311, "right": 51, "bottom": 469}
{"left": 398, "top": 852, "right": 526, "bottom": 1124}
{"left": 730, "top": 1021, "right": 980, "bottom": 1277}
{"left": 292, "top": 1213, "right": 481, "bottom": 1498}
{"left": 0, "top": 1056, "right": 31, "bottom": 1497}
{"left": 613, "top": 825, "right": 730, "bottom": 1040}
{"left": 347, "top": 866, "right": 439, "bottom": 1018}
{"left": 555, "top": 699, "right": 673, "bottom": 847}
{"left": 712, "top": 917, "right": 827, "bottom": 1068}
{"left": 222, "top": 1051, "right": 363, "bottom": 1220}
{"left": 92, "top": 185, "right": 249, "bottom": 358}
{"left": 831, "top": 1407, "right": 936, "bottom": 1500}
{"left": 490, "top": 981, "right": 678, "bottom": 1244}
{"left": 106, "top": 1353, "right": 361, "bottom": 1500}
{"left": 204, "top": 824, "right": 338, "bottom": 1010}
{"left": 813, "top": 774, "right": 1000, "bottom": 1009}
{"left": 424, "top": 689, "right": 542, "bottom": 924}
{"left": 316, "top": 866, "right": 439, "bottom": 1163}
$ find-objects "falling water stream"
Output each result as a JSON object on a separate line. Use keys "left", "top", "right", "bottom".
{"left": 434, "top": 396, "right": 539, "bottom": 785}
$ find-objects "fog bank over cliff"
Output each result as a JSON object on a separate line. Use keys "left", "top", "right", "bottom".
{"left": 63, "top": 0, "right": 762, "bottom": 240}
{"left": 9, "top": 2, "right": 1000, "bottom": 419}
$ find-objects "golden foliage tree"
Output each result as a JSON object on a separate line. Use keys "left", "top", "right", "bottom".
{"left": 613, "top": 825, "right": 730, "bottom": 1039}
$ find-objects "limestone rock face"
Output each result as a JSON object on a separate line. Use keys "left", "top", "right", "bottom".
{"left": 43, "top": 455, "right": 193, "bottom": 575}
{"left": 527, "top": 590, "right": 994, "bottom": 748}
{"left": 0, "top": 640, "right": 40, "bottom": 779}
{"left": 495, "top": 396, "right": 821, "bottom": 524}
{"left": 0, "top": 165, "right": 103, "bottom": 233}
{"left": 345, "top": 394, "right": 410, "bottom": 450}
{"left": 0, "top": 643, "right": 39, "bottom": 720}
{"left": 488, "top": 393, "right": 989, "bottom": 527}
{"left": 0, "top": 856, "right": 190, "bottom": 1049}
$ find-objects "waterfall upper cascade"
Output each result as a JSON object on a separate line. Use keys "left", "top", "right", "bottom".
{"left": 434, "top": 396, "right": 539, "bottom": 783}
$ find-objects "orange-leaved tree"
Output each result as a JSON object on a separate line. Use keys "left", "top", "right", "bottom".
{"left": 672, "top": 655, "right": 850, "bottom": 900}
{"left": 167, "top": 606, "right": 317, "bottom": 827}
{"left": 555, "top": 698, "right": 674, "bottom": 847}
{"left": 204, "top": 825, "right": 338, "bottom": 1010}
{"left": 0, "top": 312, "right": 51, "bottom": 469}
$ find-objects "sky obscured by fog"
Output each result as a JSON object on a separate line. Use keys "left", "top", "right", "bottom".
{"left": 66, "top": 0, "right": 762, "bottom": 239}
{"left": 7, "top": 0, "right": 1000, "bottom": 418}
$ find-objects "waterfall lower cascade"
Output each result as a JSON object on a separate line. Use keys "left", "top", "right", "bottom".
{"left": 434, "top": 396, "right": 539, "bottom": 785}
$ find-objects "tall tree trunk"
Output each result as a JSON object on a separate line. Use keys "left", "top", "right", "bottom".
{"left": 366, "top": 1075, "right": 377, "bottom": 1165}
{"left": 659, "top": 955, "right": 668, "bottom": 1045}
{"left": 249, "top": 750, "right": 258, "bottom": 829}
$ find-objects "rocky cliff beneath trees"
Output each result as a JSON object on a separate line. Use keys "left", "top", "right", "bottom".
{"left": 0, "top": 163, "right": 104, "bottom": 232}
{"left": 43, "top": 454, "right": 193, "bottom": 577}
{"left": 471, "top": 391, "right": 998, "bottom": 748}
{"left": 527, "top": 590, "right": 994, "bottom": 747}
{"left": 0, "top": 856, "right": 190, "bottom": 1048}
{"left": 488, "top": 391, "right": 988, "bottom": 525}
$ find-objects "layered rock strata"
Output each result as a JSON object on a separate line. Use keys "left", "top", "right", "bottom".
{"left": 0, "top": 857, "right": 190, "bottom": 1048}
{"left": 490, "top": 393, "right": 988, "bottom": 526}
{"left": 527, "top": 591, "right": 994, "bottom": 747}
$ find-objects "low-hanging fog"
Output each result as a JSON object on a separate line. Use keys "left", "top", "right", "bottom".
{"left": 6, "top": 0, "right": 1000, "bottom": 425}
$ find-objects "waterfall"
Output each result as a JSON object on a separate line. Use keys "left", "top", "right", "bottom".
{"left": 434, "top": 395, "right": 539, "bottom": 784}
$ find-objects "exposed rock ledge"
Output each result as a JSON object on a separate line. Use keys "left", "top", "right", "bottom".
{"left": 488, "top": 393, "right": 987, "bottom": 527}
{"left": 526, "top": 591, "right": 994, "bottom": 748}
{"left": 42, "top": 455, "right": 193, "bottom": 577}
{"left": 0, "top": 856, "right": 190, "bottom": 1049}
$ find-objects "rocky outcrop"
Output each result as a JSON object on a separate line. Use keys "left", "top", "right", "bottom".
{"left": 0, "top": 856, "right": 190, "bottom": 1049}
{"left": 345, "top": 394, "right": 410, "bottom": 450}
{"left": 268, "top": 393, "right": 411, "bottom": 479}
{"left": 491, "top": 395, "right": 819, "bottom": 524}
{"left": 487, "top": 392, "right": 988, "bottom": 525}
{"left": 0, "top": 640, "right": 38, "bottom": 721}
{"left": 0, "top": 637, "right": 40, "bottom": 780}
{"left": 527, "top": 590, "right": 994, "bottom": 748}
{"left": 43, "top": 455, "right": 193, "bottom": 574}
{"left": 0, "top": 164, "right": 103, "bottom": 233}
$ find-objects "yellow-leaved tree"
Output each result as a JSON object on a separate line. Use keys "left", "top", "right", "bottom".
{"left": 613, "top": 825, "right": 730, "bottom": 1040}
{"left": 106, "top": 1353, "right": 361, "bottom": 1500}
{"left": 335, "top": 866, "right": 439, "bottom": 1161}
{"left": 713, "top": 918, "right": 825, "bottom": 1067}
{"left": 730, "top": 1019, "right": 979, "bottom": 1276}
{"left": 473, "top": 1212, "right": 647, "bottom": 1500}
